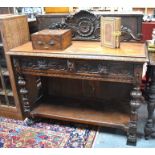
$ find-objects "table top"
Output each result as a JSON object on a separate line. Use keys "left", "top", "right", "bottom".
{"left": 8, "top": 41, "right": 148, "bottom": 63}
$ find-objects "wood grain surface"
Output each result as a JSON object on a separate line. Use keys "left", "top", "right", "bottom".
{"left": 8, "top": 41, "right": 147, "bottom": 62}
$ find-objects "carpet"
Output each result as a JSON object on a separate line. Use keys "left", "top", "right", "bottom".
{"left": 0, "top": 117, "right": 97, "bottom": 148}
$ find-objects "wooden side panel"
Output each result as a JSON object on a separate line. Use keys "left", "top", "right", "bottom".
{"left": 62, "top": 31, "right": 72, "bottom": 49}
{"left": 0, "top": 15, "right": 30, "bottom": 119}
{"left": 0, "top": 15, "right": 30, "bottom": 52}
{"left": 0, "top": 110, "right": 23, "bottom": 120}
{"left": 0, "top": 105, "right": 23, "bottom": 120}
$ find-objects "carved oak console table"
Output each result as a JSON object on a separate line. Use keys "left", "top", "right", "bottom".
{"left": 7, "top": 41, "right": 147, "bottom": 145}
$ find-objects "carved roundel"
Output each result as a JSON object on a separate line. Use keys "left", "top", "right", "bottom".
{"left": 77, "top": 17, "right": 95, "bottom": 37}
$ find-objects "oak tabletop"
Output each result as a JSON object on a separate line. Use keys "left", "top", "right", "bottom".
{"left": 8, "top": 41, "right": 148, "bottom": 63}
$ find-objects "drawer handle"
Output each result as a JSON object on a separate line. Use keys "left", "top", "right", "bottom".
{"left": 49, "top": 40, "right": 55, "bottom": 46}
{"left": 37, "top": 41, "right": 44, "bottom": 45}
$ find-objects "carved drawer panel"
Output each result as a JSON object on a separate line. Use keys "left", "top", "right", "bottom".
{"left": 75, "top": 60, "right": 134, "bottom": 77}
{"left": 18, "top": 57, "right": 67, "bottom": 71}
{"left": 14, "top": 57, "right": 134, "bottom": 80}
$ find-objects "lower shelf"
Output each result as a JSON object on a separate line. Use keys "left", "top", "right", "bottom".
{"left": 31, "top": 96, "right": 130, "bottom": 130}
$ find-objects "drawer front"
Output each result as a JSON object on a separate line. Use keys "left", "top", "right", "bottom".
{"left": 14, "top": 57, "right": 135, "bottom": 81}
{"left": 18, "top": 57, "right": 68, "bottom": 71}
{"left": 31, "top": 30, "right": 72, "bottom": 50}
{"left": 32, "top": 35, "right": 62, "bottom": 50}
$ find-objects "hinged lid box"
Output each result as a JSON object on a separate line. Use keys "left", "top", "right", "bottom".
{"left": 31, "top": 29, "right": 72, "bottom": 50}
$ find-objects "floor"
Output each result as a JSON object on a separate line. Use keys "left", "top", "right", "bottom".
{"left": 93, "top": 104, "right": 155, "bottom": 148}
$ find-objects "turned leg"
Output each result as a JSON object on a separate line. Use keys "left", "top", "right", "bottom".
{"left": 18, "top": 74, "right": 35, "bottom": 126}
{"left": 127, "top": 86, "right": 142, "bottom": 146}
{"left": 145, "top": 65, "right": 155, "bottom": 139}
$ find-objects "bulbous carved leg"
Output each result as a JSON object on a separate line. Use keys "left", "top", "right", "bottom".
{"left": 127, "top": 87, "right": 142, "bottom": 146}
{"left": 18, "top": 74, "right": 34, "bottom": 126}
{"left": 145, "top": 65, "right": 155, "bottom": 139}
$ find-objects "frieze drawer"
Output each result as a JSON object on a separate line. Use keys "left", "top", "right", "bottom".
{"left": 13, "top": 57, "right": 134, "bottom": 81}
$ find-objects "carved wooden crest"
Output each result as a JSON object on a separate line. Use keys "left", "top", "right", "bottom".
{"left": 49, "top": 10, "right": 100, "bottom": 41}
{"left": 49, "top": 10, "right": 142, "bottom": 41}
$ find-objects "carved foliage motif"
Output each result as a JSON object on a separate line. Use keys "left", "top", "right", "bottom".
{"left": 48, "top": 10, "right": 142, "bottom": 41}
{"left": 18, "top": 57, "right": 67, "bottom": 71}
{"left": 76, "top": 61, "right": 99, "bottom": 73}
{"left": 13, "top": 57, "right": 134, "bottom": 78}
{"left": 18, "top": 75, "right": 30, "bottom": 115}
{"left": 49, "top": 10, "right": 100, "bottom": 41}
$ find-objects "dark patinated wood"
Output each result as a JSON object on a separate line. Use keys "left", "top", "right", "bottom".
{"left": 36, "top": 13, "right": 70, "bottom": 30}
{"left": 7, "top": 41, "right": 147, "bottom": 145}
{"left": 145, "top": 64, "right": 155, "bottom": 139}
{"left": 30, "top": 95, "right": 129, "bottom": 130}
{"left": 144, "top": 41, "right": 155, "bottom": 139}
{"left": 37, "top": 11, "right": 143, "bottom": 41}
{"left": 127, "top": 86, "right": 143, "bottom": 145}
{"left": 13, "top": 56, "right": 136, "bottom": 83}
{"left": 17, "top": 75, "right": 30, "bottom": 115}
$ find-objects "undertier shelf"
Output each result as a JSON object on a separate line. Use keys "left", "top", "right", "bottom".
{"left": 31, "top": 96, "right": 130, "bottom": 130}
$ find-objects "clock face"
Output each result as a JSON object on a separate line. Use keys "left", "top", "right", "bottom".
{"left": 77, "top": 17, "right": 95, "bottom": 37}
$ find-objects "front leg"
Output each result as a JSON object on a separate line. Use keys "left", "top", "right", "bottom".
{"left": 127, "top": 65, "right": 143, "bottom": 146}
{"left": 145, "top": 65, "right": 155, "bottom": 139}
{"left": 127, "top": 86, "right": 142, "bottom": 146}
{"left": 18, "top": 75, "right": 36, "bottom": 126}
{"left": 24, "top": 117, "right": 36, "bottom": 126}
{"left": 18, "top": 75, "right": 30, "bottom": 114}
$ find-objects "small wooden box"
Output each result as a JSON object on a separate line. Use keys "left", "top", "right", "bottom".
{"left": 31, "top": 29, "right": 72, "bottom": 50}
